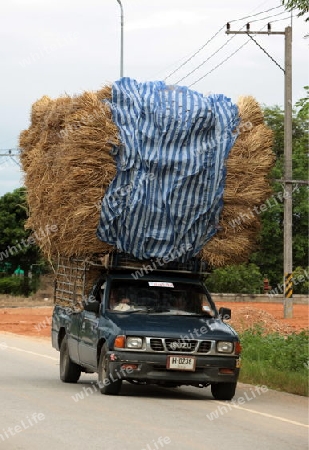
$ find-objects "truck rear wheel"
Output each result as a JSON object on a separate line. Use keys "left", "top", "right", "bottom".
{"left": 60, "top": 335, "right": 82, "bottom": 383}
{"left": 211, "top": 382, "right": 237, "bottom": 400}
{"left": 98, "top": 345, "right": 122, "bottom": 395}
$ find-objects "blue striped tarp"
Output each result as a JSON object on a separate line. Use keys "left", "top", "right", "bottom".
{"left": 97, "top": 78, "right": 239, "bottom": 261}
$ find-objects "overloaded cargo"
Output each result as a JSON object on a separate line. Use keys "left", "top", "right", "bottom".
{"left": 19, "top": 77, "right": 275, "bottom": 269}
{"left": 19, "top": 78, "right": 275, "bottom": 398}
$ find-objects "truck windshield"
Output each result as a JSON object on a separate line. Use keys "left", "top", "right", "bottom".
{"left": 108, "top": 280, "right": 215, "bottom": 316}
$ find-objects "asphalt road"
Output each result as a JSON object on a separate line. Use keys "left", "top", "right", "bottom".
{"left": 0, "top": 332, "right": 308, "bottom": 450}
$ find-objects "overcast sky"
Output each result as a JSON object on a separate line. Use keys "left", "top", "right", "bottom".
{"left": 0, "top": 0, "right": 308, "bottom": 197}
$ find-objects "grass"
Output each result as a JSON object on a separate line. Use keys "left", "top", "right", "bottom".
{"left": 238, "top": 325, "right": 309, "bottom": 396}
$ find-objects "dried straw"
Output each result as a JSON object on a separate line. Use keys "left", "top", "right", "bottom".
{"left": 20, "top": 86, "right": 118, "bottom": 260}
{"left": 20, "top": 89, "right": 274, "bottom": 269}
{"left": 201, "top": 96, "right": 275, "bottom": 266}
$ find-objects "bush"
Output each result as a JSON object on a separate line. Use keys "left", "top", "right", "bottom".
{"left": 240, "top": 326, "right": 309, "bottom": 372}
{"left": 0, "top": 277, "right": 24, "bottom": 295}
{"left": 239, "top": 326, "right": 309, "bottom": 395}
{"left": 206, "top": 263, "right": 263, "bottom": 293}
{"left": 0, "top": 276, "right": 41, "bottom": 296}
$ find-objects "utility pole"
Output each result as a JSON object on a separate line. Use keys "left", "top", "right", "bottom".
{"left": 0, "top": 149, "right": 21, "bottom": 167}
{"left": 283, "top": 26, "right": 293, "bottom": 318}
{"left": 226, "top": 24, "right": 293, "bottom": 318}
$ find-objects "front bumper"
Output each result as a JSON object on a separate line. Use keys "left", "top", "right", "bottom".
{"left": 106, "top": 351, "right": 240, "bottom": 385}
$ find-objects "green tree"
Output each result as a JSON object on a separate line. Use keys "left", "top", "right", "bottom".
{"left": 0, "top": 188, "right": 42, "bottom": 296}
{"left": 206, "top": 264, "right": 263, "bottom": 294}
{"left": 282, "top": 0, "right": 309, "bottom": 21}
{"left": 250, "top": 87, "right": 309, "bottom": 293}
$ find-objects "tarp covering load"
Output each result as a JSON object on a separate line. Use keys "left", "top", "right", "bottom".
{"left": 19, "top": 78, "right": 275, "bottom": 267}
{"left": 97, "top": 78, "right": 239, "bottom": 260}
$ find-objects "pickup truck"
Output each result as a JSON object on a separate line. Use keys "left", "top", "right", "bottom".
{"left": 51, "top": 254, "right": 241, "bottom": 400}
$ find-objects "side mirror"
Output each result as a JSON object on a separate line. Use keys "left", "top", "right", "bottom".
{"left": 219, "top": 307, "right": 231, "bottom": 320}
{"left": 83, "top": 300, "right": 100, "bottom": 314}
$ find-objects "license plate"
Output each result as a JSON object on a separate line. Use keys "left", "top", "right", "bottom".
{"left": 166, "top": 356, "right": 196, "bottom": 371}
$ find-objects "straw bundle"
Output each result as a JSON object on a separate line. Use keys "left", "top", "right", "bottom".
{"left": 20, "top": 88, "right": 274, "bottom": 268}
{"left": 200, "top": 96, "right": 275, "bottom": 266}
{"left": 20, "top": 86, "right": 119, "bottom": 259}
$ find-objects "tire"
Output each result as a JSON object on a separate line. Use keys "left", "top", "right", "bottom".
{"left": 98, "top": 344, "right": 122, "bottom": 395}
{"left": 159, "top": 382, "right": 179, "bottom": 388}
{"left": 60, "top": 335, "right": 82, "bottom": 383}
{"left": 211, "top": 382, "right": 237, "bottom": 400}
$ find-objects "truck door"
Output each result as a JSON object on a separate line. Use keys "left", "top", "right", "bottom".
{"left": 78, "top": 277, "right": 105, "bottom": 368}
{"left": 67, "top": 312, "right": 83, "bottom": 363}
{"left": 78, "top": 310, "right": 99, "bottom": 368}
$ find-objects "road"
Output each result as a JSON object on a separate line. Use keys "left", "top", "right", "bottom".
{"left": 0, "top": 332, "right": 308, "bottom": 450}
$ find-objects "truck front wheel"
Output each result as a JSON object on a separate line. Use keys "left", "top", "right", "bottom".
{"left": 60, "top": 335, "right": 82, "bottom": 383}
{"left": 98, "top": 345, "right": 122, "bottom": 395}
{"left": 211, "top": 382, "right": 237, "bottom": 400}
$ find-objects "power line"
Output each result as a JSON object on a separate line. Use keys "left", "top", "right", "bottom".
{"left": 0, "top": 149, "right": 21, "bottom": 167}
{"left": 188, "top": 21, "right": 276, "bottom": 87}
{"left": 163, "top": 6, "right": 285, "bottom": 83}
{"left": 164, "top": 26, "right": 225, "bottom": 81}
{"left": 174, "top": 30, "right": 240, "bottom": 85}
{"left": 248, "top": 9, "right": 292, "bottom": 24}
{"left": 228, "top": 5, "right": 284, "bottom": 23}
{"left": 180, "top": 11, "right": 289, "bottom": 88}
{"left": 270, "top": 15, "right": 294, "bottom": 24}
{"left": 167, "top": 9, "right": 288, "bottom": 86}
{"left": 188, "top": 38, "right": 251, "bottom": 87}
{"left": 0, "top": 149, "right": 20, "bottom": 156}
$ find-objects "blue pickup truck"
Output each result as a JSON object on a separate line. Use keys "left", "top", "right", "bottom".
{"left": 51, "top": 255, "right": 241, "bottom": 399}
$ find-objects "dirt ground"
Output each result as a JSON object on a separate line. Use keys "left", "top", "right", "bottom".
{"left": 0, "top": 302, "right": 308, "bottom": 338}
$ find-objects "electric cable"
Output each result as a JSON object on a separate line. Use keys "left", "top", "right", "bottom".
{"left": 269, "top": 15, "right": 294, "bottom": 23}
{"left": 163, "top": 5, "right": 287, "bottom": 86}
{"left": 248, "top": 9, "right": 292, "bottom": 23}
{"left": 188, "top": 22, "right": 273, "bottom": 87}
{"left": 174, "top": 30, "right": 241, "bottom": 85}
{"left": 228, "top": 5, "right": 284, "bottom": 23}
{"left": 188, "top": 38, "right": 251, "bottom": 87}
{"left": 164, "top": 7, "right": 285, "bottom": 81}
{"left": 164, "top": 26, "right": 225, "bottom": 81}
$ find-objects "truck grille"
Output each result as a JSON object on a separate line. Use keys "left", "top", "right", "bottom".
{"left": 122, "top": 338, "right": 231, "bottom": 356}
{"left": 149, "top": 338, "right": 203, "bottom": 353}
{"left": 150, "top": 339, "right": 164, "bottom": 351}
{"left": 165, "top": 339, "right": 197, "bottom": 352}
{"left": 198, "top": 341, "right": 212, "bottom": 353}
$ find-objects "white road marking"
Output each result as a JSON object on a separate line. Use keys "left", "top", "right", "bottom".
{"left": 7, "top": 345, "right": 58, "bottom": 361}
{"left": 5, "top": 344, "right": 309, "bottom": 429}
{"left": 214, "top": 401, "right": 309, "bottom": 428}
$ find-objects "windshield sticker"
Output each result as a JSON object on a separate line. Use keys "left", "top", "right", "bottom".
{"left": 148, "top": 282, "right": 174, "bottom": 288}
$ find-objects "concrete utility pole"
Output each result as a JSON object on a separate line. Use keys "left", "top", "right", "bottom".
{"left": 116, "top": 0, "right": 124, "bottom": 77}
{"left": 283, "top": 26, "right": 293, "bottom": 318}
{"left": 0, "top": 149, "right": 21, "bottom": 167}
{"left": 226, "top": 24, "right": 293, "bottom": 318}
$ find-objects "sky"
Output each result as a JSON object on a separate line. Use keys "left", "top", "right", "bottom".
{"left": 0, "top": 0, "right": 308, "bottom": 196}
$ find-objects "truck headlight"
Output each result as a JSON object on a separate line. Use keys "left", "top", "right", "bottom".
{"left": 217, "top": 341, "right": 234, "bottom": 353}
{"left": 126, "top": 337, "right": 143, "bottom": 349}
